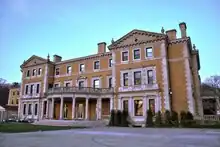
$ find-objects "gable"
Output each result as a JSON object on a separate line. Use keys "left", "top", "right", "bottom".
{"left": 108, "top": 29, "right": 165, "bottom": 49}
{"left": 21, "top": 55, "right": 47, "bottom": 68}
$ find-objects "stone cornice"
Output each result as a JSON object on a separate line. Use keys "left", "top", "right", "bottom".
{"left": 168, "top": 37, "right": 190, "bottom": 45}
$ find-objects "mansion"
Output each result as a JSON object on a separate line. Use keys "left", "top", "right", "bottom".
{"left": 18, "top": 22, "right": 203, "bottom": 123}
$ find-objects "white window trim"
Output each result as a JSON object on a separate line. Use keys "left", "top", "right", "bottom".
{"left": 64, "top": 80, "right": 72, "bottom": 87}
{"left": 132, "top": 48, "right": 141, "bottom": 61}
{"left": 133, "top": 98, "right": 144, "bottom": 117}
{"left": 91, "top": 77, "right": 101, "bottom": 88}
{"left": 133, "top": 70, "right": 142, "bottom": 86}
{"left": 145, "top": 66, "right": 157, "bottom": 84}
{"left": 35, "top": 83, "right": 41, "bottom": 94}
{"left": 37, "top": 67, "right": 42, "bottom": 77}
{"left": 26, "top": 70, "right": 30, "bottom": 78}
{"left": 79, "top": 63, "right": 85, "bottom": 73}
{"left": 66, "top": 65, "right": 72, "bottom": 75}
{"left": 32, "top": 68, "right": 37, "bottom": 77}
{"left": 145, "top": 46, "right": 154, "bottom": 60}
{"left": 77, "top": 79, "right": 87, "bottom": 87}
{"left": 23, "top": 82, "right": 41, "bottom": 97}
{"left": 108, "top": 58, "right": 112, "bottom": 68}
{"left": 121, "top": 49, "right": 129, "bottom": 63}
{"left": 93, "top": 60, "right": 100, "bottom": 71}
{"left": 120, "top": 70, "right": 129, "bottom": 87}
{"left": 55, "top": 67, "right": 60, "bottom": 76}
{"left": 54, "top": 82, "right": 61, "bottom": 87}
{"left": 106, "top": 76, "right": 112, "bottom": 88}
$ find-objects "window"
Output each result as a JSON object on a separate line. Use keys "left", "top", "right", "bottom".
{"left": 38, "top": 68, "right": 42, "bottom": 75}
{"left": 133, "top": 49, "right": 140, "bottom": 60}
{"left": 78, "top": 81, "right": 84, "bottom": 88}
{"left": 134, "top": 71, "right": 141, "bottom": 85}
{"left": 36, "top": 84, "right": 40, "bottom": 93}
{"left": 25, "top": 85, "right": 29, "bottom": 94}
{"left": 94, "top": 61, "right": 100, "bottom": 70}
{"left": 149, "top": 99, "right": 155, "bottom": 115}
{"left": 123, "top": 100, "right": 128, "bottom": 111}
{"left": 34, "top": 104, "right": 38, "bottom": 115}
{"left": 79, "top": 64, "right": 85, "bottom": 72}
{"left": 109, "top": 59, "right": 112, "bottom": 67}
{"left": 26, "top": 70, "right": 30, "bottom": 77}
{"left": 16, "top": 99, "right": 18, "bottom": 104}
{"left": 28, "top": 104, "right": 32, "bottom": 115}
{"left": 93, "top": 79, "right": 100, "bottom": 88}
{"left": 23, "top": 104, "right": 26, "bottom": 115}
{"left": 13, "top": 92, "right": 15, "bottom": 95}
{"left": 147, "top": 70, "right": 154, "bottom": 84}
{"left": 17, "top": 91, "right": 19, "bottom": 95}
{"left": 108, "top": 77, "right": 112, "bottom": 88}
{"left": 122, "top": 51, "right": 128, "bottom": 61}
{"left": 123, "top": 73, "right": 128, "bottom": 86}
{"left": 146, "top": 47, "right": 153, "bottom": 58}
{"left": 55, "top": 68, "right": 60, "bottom": 75}
{"left": 32, "top": 69, "right": 36, "bottom": 76}
{"left": 67, "top": 66, "right": 71, "bottom": 74}
{"left": 65, "top": 82, "right": 71, "bottom": 87}
{"left": 134, "top": 99, "right": 143, "bottom": 116}
{"left": 30, "top": 84, "right": 34, "bottom": 94}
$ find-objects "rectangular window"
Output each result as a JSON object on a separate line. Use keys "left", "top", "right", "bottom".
{"left": 133, "top": 49, "right": 140, "bottom": 60}
{"left": 79, "top": 64, "right": 85, "bottom": 72}
{"left": 36, "top": 84, "right": 40, "bottom": 93}
{"left": 78, "top": 81, "right": 84, "bottom": 88}
{"left": 34, "top": 104, "right": 38, "bottom": 115}
{"left": 122, "top": 51, "right": 128, "bottom": 61}
{"left": 38, "top": 68, "right": 42, "bottom": 75}
{"left": 147, "top": 70, "right": 154, "bottom": 84}
{"left": 108, "top": 77, "right": 112, "bottom": 88}
{"left": 65, "top": 82, "right": 71, "bottom": 87}
{"left": 55, "top": 68, "right": 60, "bottom": 75}
{"left": 134, "top": 99, "right": 143, "bottom": 116}
{"left": 93, "top": 79, "right": 100, "bottom": 88}
{"left": 32, "top": 69, "right": 36, "bottom": 76}
{"left": 54, "top": 84, "right": 59, "bottom": 87}
{"left": 25, "top": 85, "right": 29, "bottom": 94}
{"left": 28, "top": 104, "right": 32, "bottom": 115}
{"left": 146, "top": 47, "right": 153, "bottom": 58}
{"left": 109, "top": 59, "right": 112, "bottom": 67}
{"left": 123, "top": 100, "right": 128, "bottom": 111}
{"left": 13, "top": 92, "right": 15, "bottom": 95}
{"left": 134, "top": 71, "right": 141, "bottom": 85}
{"left": 149, "top": 99, "right": 155, "bottom": 115}
{"left": 94, "top": 61, "right": 100, "bottom": 70}
{"left": 16, "top": 99, "right": 18, "bottom": 104}
{"left": 123, "top": 73, "right": 128, "bottom": 86}
{"left": 23, "top": 104, "right": 26, "bottom": 115}
{"left": 17, "top": 91, "right": 19, "bottom": 95}
{"left": 67, "top": 66, "right": 72, "bottom": 74}
{"left": 26, "top": 70, "right": 30, "bottom": 77}
{"left": 30, "top": 84, "right": 34, "bottom": 94}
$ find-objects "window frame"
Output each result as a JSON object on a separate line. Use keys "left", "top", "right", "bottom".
{"left": 145, "top": 47, "right": 153, "bottom": 58}
{"left": 147, "top": 70, "right": 154, "bottom": 84}
{"left": 34, "top": 103, "right": 38, "bottom": 115}
{"left": 93, "top": 60, "right": 100, "bottom": 70}
{"left": 28, "top": 104, "right": 32, "bottom": 115}
{"left": 108, "top": 58, "right": 113, "bottom": 67}
{"left": 123, "top": 73, "right": 129, "bottom": 86}
{"left": 134, "top": 99, "right": 143, "bottom": 116}
{"left": 25, "top": 85, "right": 29, "bottom": 94}
{"left": 26, "top": 70, "right": 30, "bottom": 77}
{"left": 66, "top": 66, "right": 72, "bottom": 74}
{"left": 32, "top": 69, "right": 37, "bottom": 76}
{"left": 55, "top": 68, "right": 60, "bottom": 76}
{"left": 133, "top": 48, "right": 141, "bottom": 60}
{"left": 121, "top": 50, "right": 129, "bottom": 62}
{"left": 23, "top": 104, "right": 26, "bottom": 115}
{"left": 36, "top": 84, "right": 40, "bottom": 94}
{"left": 134, "top": 71, "right": 142, "bottom": 85}
{"left": 78, "top": 81, "right": 84, "bottom": 88}
{"left": 38, "top": 68, "right": 42, "bottom": 76}
{"left": 122, "top": 99, "right": 129, "bottom": 112}
{"left": 79, "top": 64, "right": 85, "bottom": 72}
{"left": 93, "top": 79, "right": 100, "bottom": 88}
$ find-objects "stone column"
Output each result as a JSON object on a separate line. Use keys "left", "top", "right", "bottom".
{"left": 97, "top": 98, "right": 102, "bottom": 120}
{"left": 85, "top": 97, "right": 89, "bottom": 120}
{"left": 129, "top": 97, "right": 133, "bottom": 116}
{"left": 118, "top": 98, "right": 121, "bottom": 110}
{"left": 51, "top": 98, "right": 54, "bottom": 119}
{"left": 46, "top": 100, "right": 49, "bottom": 119}
{"left": 32, "top": 102, "right": 34, "bottom": 119}
{"left": 40, "top": 101, "right": 44, "bottom": 119}
{"left": 143, "top": 96, "right": 147, "bottom": 117}
{"left": 59, "top": 97, "right": 64, "bottom": 119}
{"left": 72, "top": 97, "right": 75, "bottom": 119}
{"left": 110, "top": 97, "right": 113, "bottom": 111}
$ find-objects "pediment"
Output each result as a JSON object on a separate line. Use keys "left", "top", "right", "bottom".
{"left": 108, "top": 29, "right": 165, "bottom": 49}
{"left": 21, "top": 55, "right": 47, "bottom": 68}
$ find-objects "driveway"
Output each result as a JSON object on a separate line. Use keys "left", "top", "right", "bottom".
{"left": 0, "top": 127, "right": 220, "bottom": 147}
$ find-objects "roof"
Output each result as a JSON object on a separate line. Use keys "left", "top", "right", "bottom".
{"left": 0, "top": 105, "right": 5, "bottom": 111}
{"left": 20, "top": 55, "right": 48, "bottom": 68}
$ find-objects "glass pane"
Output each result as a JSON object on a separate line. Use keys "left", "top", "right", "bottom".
{"left": 134, "top": 100, "right": 143, "bottom": 116}
{"left": 149, "top": 99, "right": 155, "bottom": 115}
{"left": 123, "top": 100, "right": 128, "bottom": 111}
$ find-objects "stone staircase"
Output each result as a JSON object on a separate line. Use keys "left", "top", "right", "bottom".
{"left": 33, "top": 119, "right": 109, "bottom": 128}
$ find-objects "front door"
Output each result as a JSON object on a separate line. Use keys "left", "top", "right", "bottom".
{"left": 76, "top": 103, "right": 84, "bottom": 119}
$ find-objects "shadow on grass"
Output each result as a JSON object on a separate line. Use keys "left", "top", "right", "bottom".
{"left": 0, "top": 123, "right": 88, "bottom": 133}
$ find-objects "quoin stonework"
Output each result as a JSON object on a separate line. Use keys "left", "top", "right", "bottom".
{"left": 18, "top": 22, "right": 203, "bottom": 123}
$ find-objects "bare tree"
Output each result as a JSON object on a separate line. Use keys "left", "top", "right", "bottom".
{"left": 202, "top": 75, "right": 220, "bottom": 115}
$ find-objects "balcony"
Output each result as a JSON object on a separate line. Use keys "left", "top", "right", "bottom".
{"left": 118, "top": 84, "right": 159, "bottom": 92}
{"left": 47, "top": 87, "right": 114, "bottom": 95}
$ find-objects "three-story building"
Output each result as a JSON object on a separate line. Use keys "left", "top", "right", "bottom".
{"left": 18, "top": 22, "right": 203, "bottom": 123}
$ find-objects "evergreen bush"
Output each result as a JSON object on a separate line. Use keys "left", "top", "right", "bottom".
{"left": 108, "top": 110, "right": 115, "bottom": 126}
{"left": 180, "top": 111, "right": 187, "bottom": 127}
{"left": 115, "top": 110, "right": 122, "bottom": 126}
{"left": 164, "top": 110, "right": 172, "bottom": 126}
{"left": 155, "top": 111, "right": 162, "bottom": 126}
{"left": 146, "top": 110, "right": 154, "bottom": 127}
{"left": 171, "top": 111, "right": 179, "bottom": 127}
{"left": 121, "top": 110, "right": 129, "bottom": 127}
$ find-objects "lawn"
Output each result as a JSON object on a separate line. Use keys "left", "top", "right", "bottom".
{"left": 0, "top": 123, "right": 87, "bottom": 133}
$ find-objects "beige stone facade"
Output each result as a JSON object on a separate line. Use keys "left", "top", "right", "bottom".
{"left": 18, "top": 22, "right": 202, "bottom": 122}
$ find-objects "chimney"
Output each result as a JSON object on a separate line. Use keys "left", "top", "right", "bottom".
{"left": 98, "top": 42, "right": 106, "bottom": 54}
{"left": 166, "top": 29, "right": 177, "bottom": 40}
{"left": 179, "top": 22, "right": 187, "bottom": 38}
{"left": 53, "top": 55, "right": 62, "bottom": 62}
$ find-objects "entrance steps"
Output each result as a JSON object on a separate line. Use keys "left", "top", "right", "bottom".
{"left": 33, "top": 119, "right": 109, "bottom": 127}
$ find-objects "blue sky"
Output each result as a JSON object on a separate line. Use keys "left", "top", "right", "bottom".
{"left": 0, "top": 0, "right": 219, "bottom": 83}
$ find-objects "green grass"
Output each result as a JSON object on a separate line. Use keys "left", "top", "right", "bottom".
{"left": 0, "top": 123, "right": 87, "bottom": 133}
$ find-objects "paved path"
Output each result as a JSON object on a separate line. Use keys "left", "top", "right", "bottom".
{"left": 1, "top": 128, "right": 220, "bottom": 147}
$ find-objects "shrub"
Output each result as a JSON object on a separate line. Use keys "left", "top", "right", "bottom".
{"left": 155, "top": 111, "right": 162, "bottom": 126}
{"left": 186, "top": 111, "right": 194, "bottom": 120}
{"left": 146, "top": 110, "right": 154, "bottom": 127}
{"left": 171, "top": 111, "right": 179, "bottom": 127}
{"left": 164, "top": 110, "right": 172, "bottom": 126}
{"left": 121, "top": 110, "right": 129, "bottom": 127}
{"left": 180, "top": 111, "right": 187, "bottom": 126}
{"left": 115, "top": 110, "right": 122, "bottom": 126}
{"left": 108, "top": 110, "right": 115, "bottom": 126}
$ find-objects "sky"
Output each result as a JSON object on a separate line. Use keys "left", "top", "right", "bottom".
{"left": 0, "top": 0, "right": 219, "bottom": 83}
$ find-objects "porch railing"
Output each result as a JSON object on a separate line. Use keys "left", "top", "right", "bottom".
{"left": 47, "top": 87, "right": 114, "bottom": 95}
